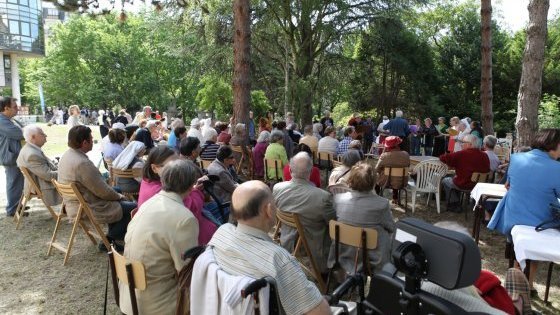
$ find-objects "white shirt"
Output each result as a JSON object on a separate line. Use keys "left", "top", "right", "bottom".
{"left": 318, "top": 136, "right": 339, "bottom": 156}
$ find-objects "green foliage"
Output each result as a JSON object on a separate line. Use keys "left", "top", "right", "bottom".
{"left": 250, "top": 90, "right": 271, "bottom": 118}
{"left": 196, "top": 74, "right": 232, "bottom": 117}
{"left": 331, "top": 102, "right": 353, "bottom": 127}
{"left": 539, "top": 94, "right": 560, "bottom": 129}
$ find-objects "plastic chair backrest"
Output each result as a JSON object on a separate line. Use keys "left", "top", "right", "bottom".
{"left": 413, "top": 160, "right": 448, "bottom": 192}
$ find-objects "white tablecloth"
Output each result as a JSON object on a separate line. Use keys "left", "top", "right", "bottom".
{"left": 511, "top": 225, "right": 560, "bottom": 270}
{"left": 470, "top": 183, "right": 507, "bottom": 211}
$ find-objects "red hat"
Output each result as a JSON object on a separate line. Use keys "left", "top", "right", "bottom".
{"left": 384, "top": 136, "right": 402, "bottom": 149}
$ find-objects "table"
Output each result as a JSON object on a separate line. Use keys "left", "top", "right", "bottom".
{"left": 470, "top": 183, "right": 507, "bottom": 244}
{"left": 511, "top": 225, "right": 560, "bottom": 302}
{"left": 410, "top": 156, "right": 439, "bottom": 167}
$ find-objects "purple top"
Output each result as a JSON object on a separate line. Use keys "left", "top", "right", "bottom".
{"left": 409, "top": 125, "right": 418, "bottom": 135}
{"left": 252, "top": 142, "right": 269, "bottom": 177}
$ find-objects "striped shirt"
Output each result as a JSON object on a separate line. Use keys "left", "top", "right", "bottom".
{"left": 200, "top": 141, "right": 220, "bottom": 160}
{"left": 208, "top": 223, "right": 323, "bottom": 314}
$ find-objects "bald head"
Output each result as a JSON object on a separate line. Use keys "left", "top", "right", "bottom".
{"left": 232, "top": 181, "right": 273, "bottom": 222}
{"left": 290, "top": 152, "right": 312, "bottom": 179}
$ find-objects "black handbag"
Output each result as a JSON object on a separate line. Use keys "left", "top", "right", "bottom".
{"left": 535, "top": 189, "right": 560, "bottom": 232}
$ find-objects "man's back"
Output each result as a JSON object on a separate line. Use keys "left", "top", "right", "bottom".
{"left": 440, "top": 148, "right": 490, "bottom": 189}
{"left": 384, "top": 117, "right": 409, "bottom": 138}
{"left": 273, "top": 179, "right": 335, "bottom": 272}
{"left": 318, "top": 136, "right": 338, "bottom": 156}
{"left": 209, "top": 223, "right": 324, "bottom": 314}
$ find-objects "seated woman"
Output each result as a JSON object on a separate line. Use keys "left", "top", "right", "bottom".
{"left": 120, "top": 160, "right": 199, "bottom": 315}
{"left": 137, "top": 146, "right": 216, "bottom": 245}
{"left": 111, "top": 141, "right": 146, "bottom": 193}
{"left": 328, "top": 162, "right": 395, "bottom": 274}
{"left": 329, "top": 149, "right": 361, "bottom": 186}
{"left": 252, "top": 130, "right": 270, "bottom": 178}
{"left": 375, "top": 136, "right": 410, "bottom": 203}
{"left": 103, "top": 128, "right": 126, "bottom": 162}
{"left": 264, "top": 130, "right": 289, "bottom": 180}
{"left": 283, "top": 143, "right": 322, "bottom": 187}
{"left": 488, "top": 129, "right": 560, "bottom": 289}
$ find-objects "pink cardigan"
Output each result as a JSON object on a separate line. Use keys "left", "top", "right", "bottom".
{"left": 137, "top": 179, "right": 217, "bottom": 245}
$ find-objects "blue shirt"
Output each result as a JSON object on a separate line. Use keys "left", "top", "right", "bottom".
{"left": 488, "top": 149, "right": 560, "bottom": 237}
{"left": 383, "top": 117, "right": 410, "bottom": 138}
{"left": 167, "top": 131, "right": 177, "bottom": 149}
{"left": 337, "top": 136, "right": 352, "bottom": 156}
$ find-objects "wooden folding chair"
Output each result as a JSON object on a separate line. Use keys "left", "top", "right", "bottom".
{"left": 48, "top": 179, "right": 112, "bottom": 265}
{"left": 14, "top": 166, "right": 59, "bottom": 229}
{"left": 317, "top": 151, "right": 334, "bottom": 178}
{"left": 326, "top": 220, "right": 378, "bottom": 291}
{"left": 109, "top": 245, "right": 147, "bottom": 315}
{"left": 199, "top": 159, "right": 213, "bottom": 170}
{"left": 272, "top": 210, "right": 327, "bottom": 293}
{"left": 106, "top": 159, "right": 114, "bottom": 186}
{"left": 380, "top": 167, "right": 409, "bottom": 210}
{"left": 111, "top": 168, "right": 143, "bottom": 201}
{"left": 232, "top": 145, "right": 254, "bottom": 179}
{"left": 264, "top": 158, "right": 284, "bottom": 185}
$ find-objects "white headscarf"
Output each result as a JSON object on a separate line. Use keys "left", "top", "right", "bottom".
{"left": 112, "top": 141, "right": 145, "bottom": 170}
{"left": 454, "top": 118, "right": 472, "bottom": 152}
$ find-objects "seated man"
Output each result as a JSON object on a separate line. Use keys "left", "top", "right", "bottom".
{"left": 483, "top": 135, "right": 501, "bottom": 172}
{"left": 318, "top": 126, "right": 339, "bottom": 157}
{"left": 58, "top": 126, "right": 137, "bottom": 245}
{"left": 273, "top": 152, "right": 335, "bottom": 273}
{"left": 208, "top": 180, "right": 330, "bottom": 315}
{"left": 200, "top": 128, "right": 220, "bottom": 160}
{"left": 16, "top": 125, "right": 61, "bottom": 207}
{"left": 336, "top": 126, "right": 357, "bottom": 157}
{"left": 439, "top": 134, "right": 490, "bottom": 212}
{"left": 207, "top": 146, "right": 239, "bottom": 203}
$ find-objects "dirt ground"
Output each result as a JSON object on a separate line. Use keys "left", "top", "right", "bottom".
{"left": 0, "top": 124, "right": 558, "bottom": 314}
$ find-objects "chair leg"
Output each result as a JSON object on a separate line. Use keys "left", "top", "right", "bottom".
{"left": 63, "top": 216, "right": 83, "bottom": 266}
{"left": 79, "top": 221, "right": 98, "bottom": 246}
{"left": 426, "top": 192, "right": 431, "bottom": 206}
{"left": 14, "top": 194, "right": 30, "bottom": 230}
{"left": 47, "top": 210, "right": 64, "bottom": 257}
{"left": 411, "top": 190, "right": 417, "bottom": 213}
{"left": 44, "top": 204, "right": 58, "bottom": 221}
{"left": 435, "top": 192, "right": 441, "bottom": 214}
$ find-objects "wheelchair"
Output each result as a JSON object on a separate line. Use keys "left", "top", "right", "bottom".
{"left": 242, "top": 218, "right": 493, "bottom": 315}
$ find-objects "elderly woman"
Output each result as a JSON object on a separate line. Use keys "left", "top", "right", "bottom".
{"left": 453, "top": 119, "right": 471, "bottom": 152}
{"left": 252, "top": 130, "right": 270, "bottom": 178}
{"left": 447, "top": 116, "right": 460, "bottom": 153}
{"left": 375, "top": 136, "right": 410, "bottom": 203}
{"left": 111, "top": 141, "right": 146, "bottom": 193}
{"left": 187, "top": 118, "right": 203, "bottom": 143}
{"left": 264, "top": 130, "right": 289, "bottom": 180}
{"left": 120, "top": 160, "right": 199, "bottom": 315}
{"left": 230, "top": 123, "right": 250, "bottom": 170}
{"left": 137, "top": 146, "right": 216, "bottom": 245}
{"left": 420, "top": 118, "right": 438, "bottom": 156}
{"left": 489, "top": 131, "right": 560, "bottom": 290}
{"left": 433, "top": 117, "right": 448, "bottom": 157}
{"left": 328, "top": 162, "right": 395, "bottom": 274}
{"left": 283, "top": 143, "right": 322, "bottom": 187}
{"left": 329, "top": 149, "right": 361, "bottom": 186}
{"left": 216, "top": 122, "right": 231, "bottom": 144}
{"left": 66, "top": 105, "right": 82, "bottom": 128}
{"left": 313, "top": 122, "right": 323, "bottom": 140}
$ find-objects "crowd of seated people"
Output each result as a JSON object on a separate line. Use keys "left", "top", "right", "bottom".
{"left": 8, "top": 105, "right": 559, "bottom": 315}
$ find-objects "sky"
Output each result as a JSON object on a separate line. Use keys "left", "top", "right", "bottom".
{"left": 492, "top": 0, "right": 560, "bottom": 32}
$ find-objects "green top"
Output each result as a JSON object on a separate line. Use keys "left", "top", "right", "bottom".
{"left": 436, "top": 123, "right": 448, "bottom": 134}
{"left": 264, "top": 142, "right": 289, "bottom": 180}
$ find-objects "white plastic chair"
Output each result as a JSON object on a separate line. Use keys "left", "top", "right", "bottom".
{"left": 407, "top": 159, "right": 448, "bottom": 213}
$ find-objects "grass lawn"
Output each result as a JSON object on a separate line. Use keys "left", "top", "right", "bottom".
{"left": 38, "top": 123, "right": 102, "bottom": 158}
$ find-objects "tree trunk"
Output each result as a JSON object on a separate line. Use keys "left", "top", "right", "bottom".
{"left": 232, "top": 0, "right": 251, "bottom": 126}
{"left": 480, "top": 0, "right": 494, "bottom": 135}
{"left": 516, "top": 0, "right": 549, "bottom": 147}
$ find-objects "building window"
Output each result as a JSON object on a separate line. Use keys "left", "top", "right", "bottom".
{"left": 8, "top": 19, "right": 18, "bottom": 34}
{"left": 4, "top": 55, "right": 11, "bottom": 69}
{"left": 20, "top": 21, "right": 29, "bottom": 36}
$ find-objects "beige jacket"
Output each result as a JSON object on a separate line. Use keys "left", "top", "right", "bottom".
{"left": 299, "top": 135, "right": 318, "bottom": 153}
{"left": 16, "top": 143, "right": 61, "bottom": 206}
{"left": 57, "top": 148, "right": 122, "bottom": 223}
{"left": 120, "top": 191, "right": 198, "bottom": 315}
{"left": 375, "top": 150, "right": 410, "bottom": 189}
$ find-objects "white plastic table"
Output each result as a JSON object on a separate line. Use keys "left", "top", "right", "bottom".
{"left": 469, "top": 183, "right": 507, "bottom": 243}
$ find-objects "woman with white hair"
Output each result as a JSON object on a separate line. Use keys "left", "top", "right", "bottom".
{"left": 313, "top": 123, "right": 323, "bottom": 140}
{"left": 112, "top": 141, "right": 146, "bottom": 193}
{"left": 453, "top": 118, "right": 471, "bottom": 152}
{"left": 187, "top": 118, "right": 203, "bottom": 143}
{"left": 252, "top": 130, "right": 270, "bottom": 178}
{"left": 66, "top": 105, "right": 83, "bottom": 128}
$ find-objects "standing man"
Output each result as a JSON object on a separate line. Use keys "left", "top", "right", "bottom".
{"left": 248, "top": 111, "right": 256, "bottom": 146}
{"left": 0, "top": 96, "right": 24, "bottom": 217}
{"left": 383, "top": 110, "right": 410, "bottom": 153}
{"left": 320, "top": 110, "right": 334, "bottom": 136}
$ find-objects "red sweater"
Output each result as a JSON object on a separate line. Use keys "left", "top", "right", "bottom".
{"left": 474, "top": 270, "right": 516, "bottom": 315}
{"left": 283, "top": 164, "right": 322, "bottom": 188}
{"left": 439, "top": 148, "right": 490, "bottom": 189}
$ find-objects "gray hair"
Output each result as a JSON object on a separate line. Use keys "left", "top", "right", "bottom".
{"left": 396, "top": 110, "right": 403, "bottom": 118}
{"left": 270, "top": 130, "right": 284, "bottom": 143}
{"left": 303, "top": 125, "right": 313, "bottom": 135}
{"left": 23, "top": 124, "right": 43, "bottom": 142}
{"left": 234, "top": 123, "right": 246, "bottom": 136}
{"left": 257, "top": 130, "right": 270, "bottom": 143}
{"left": 483, "top": 135, "right": 497, "bottom": 150}
{"left": 463, "top": 134, "right": 480, "bottom": 148}
{"left": 434, "top": 221, "right": 470, "bottom": 237}
{"left": 171, "top": 118, "right": 185, "bottom": 129}
{"left": 313, "top": 123, "right": 323, "bottom": 134}
{"left": 202, "top": 127, "right": 218, "bottom": 141}
{"left": 290, "top": 152, "right": 313, "bottom": 179}
{"left": 161, "top": 159, "right": 199, "bottom": 194}
{"left": 341, "top": 150, "right": 361, "bottom": 167}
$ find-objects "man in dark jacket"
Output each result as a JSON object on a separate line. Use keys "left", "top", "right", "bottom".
{"left": 0, "top": 97, "right": 24, "bottom": 216}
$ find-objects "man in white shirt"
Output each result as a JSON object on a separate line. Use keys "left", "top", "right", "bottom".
{"left": 317, "top": 126, "right": 339, "bottom": 156}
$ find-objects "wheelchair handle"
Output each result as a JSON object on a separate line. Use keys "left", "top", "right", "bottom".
{"left": 329, "top": 274, "right": 363, "bottom": 305}
{"left": 241, "top": 278, "right": 268, "bottom": 298}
